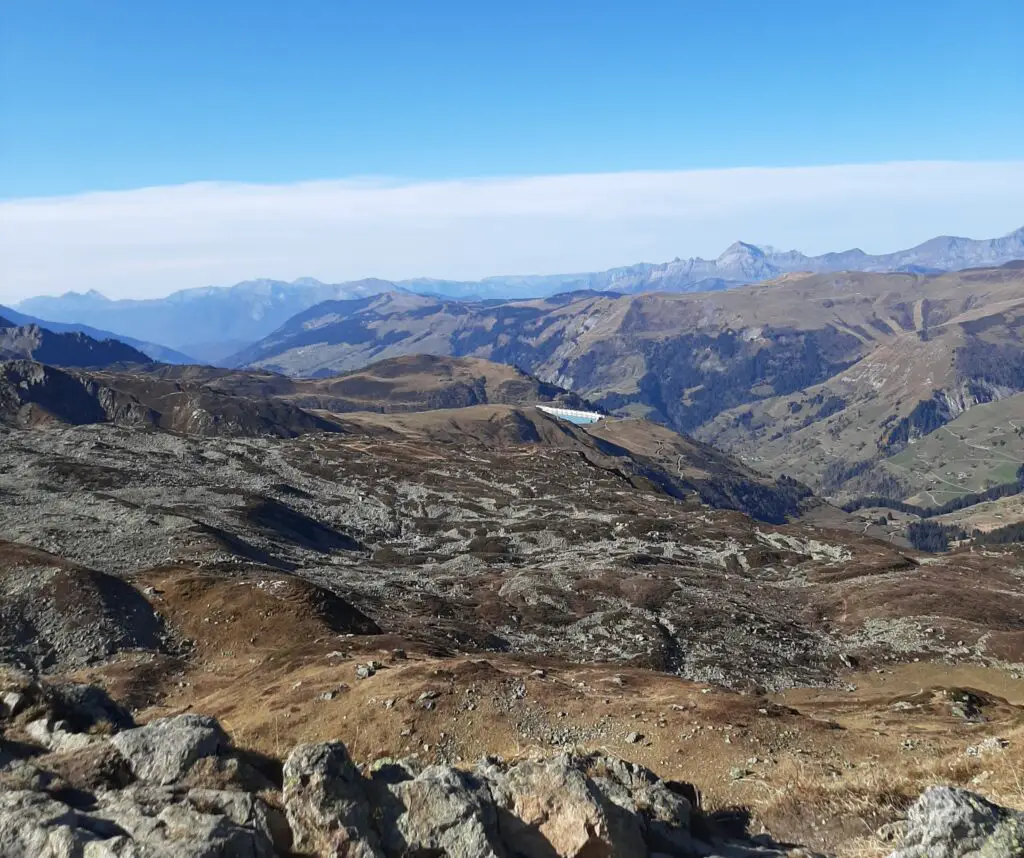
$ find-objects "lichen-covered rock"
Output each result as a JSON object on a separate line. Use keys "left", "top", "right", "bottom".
{"left": 372, "top": 764, "right": 505, "bottom": 858}
{"left": 109, "top": 713, "right": 230, "bottom": 785}
{"left": 283, "top": 741, "right": 383, "bottom": 858}
{"left": 94, "top": 785, "right": 283, "bottom": 857}
{"left": 888, "top": 786, "right": 1024, "bottom": 858}
{"left": 0, "top": 785, "right": 280, "bottom": 858}
{"left": 25, "top": 716, "right": 100, "bottom": 753}
{"left": 177, "top": 752, "right": 278, "bottom": 794}
{"left": 582, "top": 753, "right": 699, "bottom": 855}
{"left": 0, "top": 790, "right": 93, "bottom": 858}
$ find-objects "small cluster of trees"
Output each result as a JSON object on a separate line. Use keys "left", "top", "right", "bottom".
{"left": 908, "top": 519, "right": 1024, "bottom": 552}
{"left": 906, "top": 521, "right": 967, "bottom": 552}
{"left": 844, "top": 464, "right": 1024, "bottom": 553}
{"left": 973, "top": 521, "right": 1024, "bottom": 545}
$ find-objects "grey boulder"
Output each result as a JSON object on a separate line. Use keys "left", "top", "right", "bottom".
{"left": 0, "top": 790, "right": 92, "bottom": 858}
{"left": 109, "top": 713, "right": 230, "bottom": 785}
{"left": 283, "top": 741, "right": 383, "bottom": 858}
{"left": 25, "top": 716, "right": 100, "bottom": 754}
{"left": 374, "top": 764, "right": 504, "bottom": 858}
{"left": 888, "top": 786, "right": 1024, "bottom": 857}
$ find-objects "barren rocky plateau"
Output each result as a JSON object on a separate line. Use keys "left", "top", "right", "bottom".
{"left": 1, "top": 353, "right": 1023, "bottom": 857}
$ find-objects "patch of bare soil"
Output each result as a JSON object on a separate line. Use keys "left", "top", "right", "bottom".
{"left": 136, "top": 566, "right": 382, "bottom": 656}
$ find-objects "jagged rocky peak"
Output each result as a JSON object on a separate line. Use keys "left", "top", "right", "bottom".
{"left": 716, "top": 240, "right": 766, "bottom": 261}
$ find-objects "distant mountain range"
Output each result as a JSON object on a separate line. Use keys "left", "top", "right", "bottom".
{"left": 0, "top": 304, "right": 193, "bottom": 364}
{"left": 14, "top": 226, "right": 1024, "bottom": 360}
{"left": 16, "top": 279, "right": 399, "bottom": 363}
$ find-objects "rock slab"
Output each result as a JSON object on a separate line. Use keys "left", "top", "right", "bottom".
{"left": 888, "top": 786, "right": 1024, "bottom": 858}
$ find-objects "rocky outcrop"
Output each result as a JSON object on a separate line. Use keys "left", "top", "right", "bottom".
{"left": 283, "top": 742, "right": 384, "bottom": 858}
{"left": 0, "top": 786, "right": 282, "bottom": 858}
{"left": 0, "top": 683, "right": 286, "bottom": 857}
{"left": 0, "top": 322, "right": 152, "bottom": 368}
{"left": 16, "top": 228, "right": 1024, "bottom": 357}
{"left": 890, "top": 786, "right": 1024, "bottom": 857}
{"left": 283, "top": 741, "right": 807, "bottom": 857}
{"left": 0, "top": 360, "right": 159, "bottom": 431}
{"left": 7, "top": 683, "right": 1024, "bottom": 857}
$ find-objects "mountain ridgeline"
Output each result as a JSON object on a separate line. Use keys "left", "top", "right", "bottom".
{"left": 9, "top": 231, "right": 1024, "bottom": 526}
{"left": 0, "top": 304, "right": 194, "bottom": 364}
{"left": 14, "top": 226, "right": 1023, "bottom": 360}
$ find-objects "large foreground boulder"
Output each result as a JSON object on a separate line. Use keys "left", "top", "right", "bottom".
{"left": 889, "top": 786, "right": 1024, "bottom": 858}
{"left": 377, "top": 764, "right": 504, "bottom": 858}
{"left": 2, "top": 689, "right": 289, "bottom": 857}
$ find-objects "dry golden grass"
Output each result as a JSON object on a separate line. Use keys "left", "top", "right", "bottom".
{"left": 754, "top": 724, "right": 1024, "bottom": 856}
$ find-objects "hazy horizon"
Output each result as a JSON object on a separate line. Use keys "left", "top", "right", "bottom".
{"left": 2, "top": 162, "right": 1023, "bottom": 303}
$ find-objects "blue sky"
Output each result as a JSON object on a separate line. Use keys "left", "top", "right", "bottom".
{"left": 0, "top": 1, "right": 1022, "bottom": 299}
{"left": 2, "top": 0, "right": 1022, "bottom": 197}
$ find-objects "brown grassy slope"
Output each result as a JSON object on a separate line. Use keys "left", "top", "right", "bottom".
{"left": 695, "top": 271, "right": 1024, "bottom": 497}
{"left": 3, "top": 408, "right": 1024, "bottom": 854}
{"left": 0, "top": 354, "right": 590, "bottom": 437}
{"left": 131, "top": 354, "right": 590, "bottom": 413}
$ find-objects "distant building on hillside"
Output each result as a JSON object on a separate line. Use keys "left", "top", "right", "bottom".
{"left": 536, "top": 405, "right": 604, "bottom": 425}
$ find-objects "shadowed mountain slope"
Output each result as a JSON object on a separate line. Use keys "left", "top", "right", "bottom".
{"left": 0, "top": 316, "right": 153, "bottom": 367}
